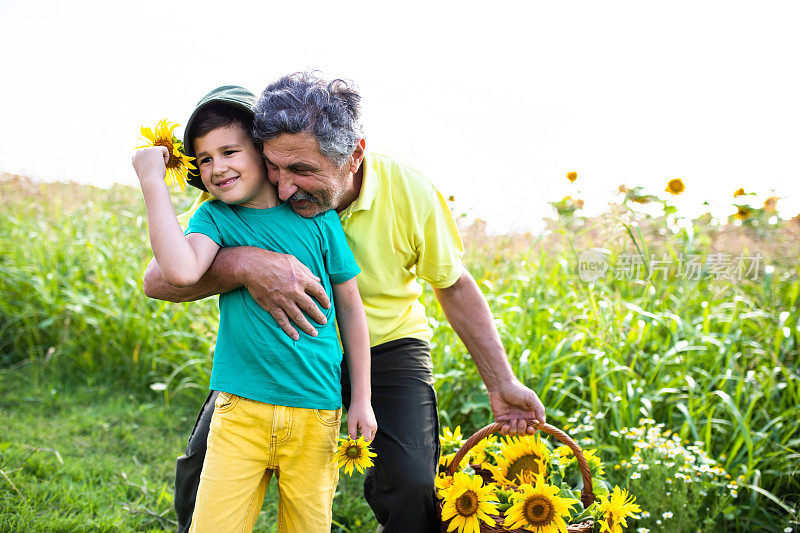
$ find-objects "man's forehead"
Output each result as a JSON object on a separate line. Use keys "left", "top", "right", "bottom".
{"left": 262, "top": 132, "right": 322, "bottom": 158}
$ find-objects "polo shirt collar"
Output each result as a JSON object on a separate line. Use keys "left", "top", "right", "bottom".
{"left": 346, "top": 153, "right": 377, "bottom": 214}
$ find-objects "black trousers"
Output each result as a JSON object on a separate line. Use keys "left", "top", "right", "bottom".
{"left": 174, "top": 338, "right": 441, "bottom": 533}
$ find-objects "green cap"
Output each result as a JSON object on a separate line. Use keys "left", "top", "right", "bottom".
{"left": 183, "top": 85, "right": 257, "bottom": 191}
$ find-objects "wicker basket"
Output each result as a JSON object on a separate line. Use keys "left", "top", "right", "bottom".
{"left": 438, "top": 419, "right": 594, "bottom": 533}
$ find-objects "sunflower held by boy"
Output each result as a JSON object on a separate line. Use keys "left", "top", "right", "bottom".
{"left": 137, "top": 119, "right": 195, "bottom": 191}
{"left": 333, "top": 436, "right": 376, "bottom": 476}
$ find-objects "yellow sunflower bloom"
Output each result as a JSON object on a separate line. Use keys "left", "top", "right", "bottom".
{"left": 734, "top": 188, "right": 746, "bottom": 197}
{"left": 553, "top": 446, "right": 605, "bottom": 476}
{"left": 440, "top": 426, "right": 465, "bottom": 454}
{"left": 665, "top": 178, "right": 685, "bottom": 195}
{"left": 504, "top": 477, "right": 580, "bottom": 533}
{"left": 440, "top": 472, "right": 498, "bottom": 533}
{"left": 486, "top": 434, "right": 550, "bottom": 486}
{"left": 467, "top": 434, "right": 498, "bottom": 466}
{"left": 566, "top": 171, "right": 578, "bottom": 182}
{"left": 137, "top": 119, "right": 196, "bottom": 191}
{"left": 436, "top": 473, "right": 456, "bottom": 499}
{"left": 597, "top": 486, "right": 642, "bottom": 533}
{"left": 333, "top": 436, "right": 376, "bottom": 476}
{"left": 735, "top": 205, "right": 752, "bottom": 220}
{"left": 764, "top": 196, "right": 778, "bottom": 212}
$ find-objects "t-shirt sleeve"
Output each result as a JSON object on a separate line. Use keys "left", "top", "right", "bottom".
{"left": 184, "top": 201, "right": 223, "bottom": 246}
{"left": 318, "top": 210, "right": 361, "bottom": 284}
{"left": 177, "top": 191, "right": 216, "bottom": 230}
{"left": 415, "top": 186, "right": 464, "bottom": 289}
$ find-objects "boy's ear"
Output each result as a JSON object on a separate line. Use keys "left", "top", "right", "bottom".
{"left": 349, "top": 138, "right": 366, "bottom": 174}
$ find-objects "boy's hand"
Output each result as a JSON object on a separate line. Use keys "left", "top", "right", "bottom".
{"left": 346, "top": 401, "right": 377, "bottom": 442}
{"left": 132, "top": 146, "right": 169, "bottom": 184}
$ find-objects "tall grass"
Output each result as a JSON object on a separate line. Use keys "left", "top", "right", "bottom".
{"left": 2, "top": 174, "right": 798, "bottom": 530}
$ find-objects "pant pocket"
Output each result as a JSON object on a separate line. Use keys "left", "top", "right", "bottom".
{"left": 312, "top": 407, "right": 342, "bottom": 427}
{"left": 213, "top": 391, "right": 240, "bottom": 414}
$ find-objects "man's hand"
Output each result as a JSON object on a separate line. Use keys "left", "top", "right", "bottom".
{"left": 142, "top": 247, "right": 330, "bottom": 340}
{"left": 488, "top": 379, "right": 546, "bottom": 435}
{"left": 240, "top": 249, "right": 330, "bottom": 341}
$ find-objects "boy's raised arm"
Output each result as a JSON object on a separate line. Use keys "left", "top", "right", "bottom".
{"left": 133, "top": 147, "right": 219, "bottom": 287}
{"left": 332, "top": 278, "right": 376, "bottom": 441}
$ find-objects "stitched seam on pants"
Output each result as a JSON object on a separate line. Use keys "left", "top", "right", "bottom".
{"left": 277, "top": 500, "right": 286, "bottom": 533}
{"left": 240, "top": 481, "right": 260, "bottom": 533}
{"left": 269, "top": 413, "right": 277, "bottom": 467}
{"left": 274, "top": 407, "right": 293, "bottom": 445}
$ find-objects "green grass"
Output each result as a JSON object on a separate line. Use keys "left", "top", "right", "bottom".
{"left": 0, "top": 362, "right": 376, "bottom": 532}
{"left": 0, "top": 363, "right": 187, "bottom": 531}
{"left": 1, "top": 174, "right": 798, "bottom": 531}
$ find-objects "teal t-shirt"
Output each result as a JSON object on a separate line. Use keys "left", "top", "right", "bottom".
{"left": 186, "top": 201, "right": 360, "bottom": 410}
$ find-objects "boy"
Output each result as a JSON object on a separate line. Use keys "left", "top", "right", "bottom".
{"left": 132, "top": 85, "right": 376, "bottom": 533}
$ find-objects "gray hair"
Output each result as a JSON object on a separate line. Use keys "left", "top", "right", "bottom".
{"left": 253, "top": 72, "right": 363, "bottom": 168}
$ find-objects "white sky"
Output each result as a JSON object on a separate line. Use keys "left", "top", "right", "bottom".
{"left": 1, "top": 0, "right": 799, "bottom": 232}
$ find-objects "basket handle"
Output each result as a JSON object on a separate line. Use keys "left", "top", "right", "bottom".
{"left": 446, "top": 419, "right": 595, "bottom": 509}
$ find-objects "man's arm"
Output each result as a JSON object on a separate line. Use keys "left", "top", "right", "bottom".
{"left": 142, "top": 246, "right": 331, "bottom": 340}
{"left": 433, "top": 268, "right": 546, "bottom": 435}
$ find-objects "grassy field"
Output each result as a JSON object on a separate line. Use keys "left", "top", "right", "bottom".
{"left": 1, "top": 173, "right": 798, "bottom": 531}
{"left": 0, "top": 362, "right": 376, "bottom": 532}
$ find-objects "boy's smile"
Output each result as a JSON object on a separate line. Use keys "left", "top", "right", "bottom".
{"left": 195, "top": 125, "right": 278, "bottom": 209}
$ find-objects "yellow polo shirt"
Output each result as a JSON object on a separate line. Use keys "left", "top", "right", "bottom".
{"left": 341, "top": 153, "right": 463, "bottom": 346}
{"left": 177, "top": 153, "right": 464, "bottom": 347}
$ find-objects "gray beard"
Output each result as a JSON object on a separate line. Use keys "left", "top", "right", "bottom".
{"left": 289, "top": 191, "right": 320, "bottom": 204}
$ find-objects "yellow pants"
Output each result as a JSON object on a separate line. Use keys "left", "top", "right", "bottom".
{"left": 189, "top": 392, "right": 341, "bottom": 533}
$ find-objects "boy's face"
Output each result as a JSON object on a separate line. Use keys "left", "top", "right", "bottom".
{"left": 194, "top": 124, "right": 275, "bottom": 208}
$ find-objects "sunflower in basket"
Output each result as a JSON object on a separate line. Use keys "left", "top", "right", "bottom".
{"left": 505, "top": 476, "right": 581, "bottom": 533}
{"left": 437, "top": 425, "right": 645, "bottom": 532}
{"left": 482, "top": 434, "right": 551, "bottom": 487}
{"left": 466, "top": 434, "right": 499, "bottom": 466}
{"left": 440, "top": 425, "right": 466, "bottom": 455}
{"left": 553, "top": 446, "right": 606, "bottom": 484}
{"left": 440, "top": 471, "right": 499, "bottom": 533}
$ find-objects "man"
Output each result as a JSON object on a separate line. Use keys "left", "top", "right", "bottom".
{"left": 143, "top": 72, "right": 546, "bottom": 533}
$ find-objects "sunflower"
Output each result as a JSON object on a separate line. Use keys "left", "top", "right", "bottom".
{"left": 467, "top": 434, "right": 498, "bottom": 466}
{"left": 734, "top": 205, "right": 752, "bottom": 220}
{"left": 596, "top": 486, "right": 642, "bottom": 533}
{"left": 137, "top": 119, "right": 196, "bottom": 191}
{"left": 764, "top": 196, "right": 778, "bottom": 212}
{"left": 665, "top": 178, "right": 685, "bottom": 195}
{"left": 552, "top": 446, "right": 605, "bottom": 476}
{"left": 439, "top": 452, "right": 457, "bottom": 473}
{"left": 486, "top": 434, "right": 550, "bottom": 486}
{"left": 566, "top": 171, "right": 578, "bottom": 182}
{"left": 440, "top": 426, "right": 465, "bottom": 455}
{"left": 440, "top": 472, "right": 498, "bottom": 533}
{"left": 436, "top": 472, "right": 456, "bottom": 499}
{"left": 333, "top": 436, "right": 376, "bottom": 476}
{"left": 504, "top": 477, "right": 580, "bottom": 533}
{"left": 733, "top": 187, "right": 746, "bottom": 197}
